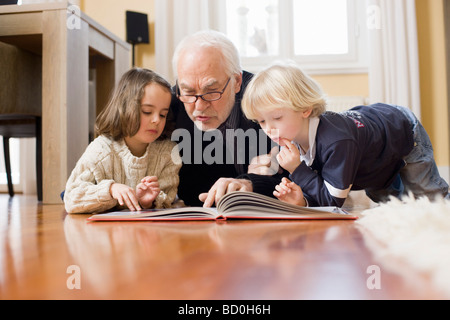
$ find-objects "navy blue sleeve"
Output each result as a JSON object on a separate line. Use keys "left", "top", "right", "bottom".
{"left": 290, "top": 140, "right": 361, "bottom": 207}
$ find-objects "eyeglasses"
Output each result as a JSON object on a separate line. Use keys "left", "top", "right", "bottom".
{"left": 176, "top": 77, "right": 231, "bottom": 104}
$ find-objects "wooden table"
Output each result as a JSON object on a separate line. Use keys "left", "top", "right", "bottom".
{"left": 0, "top": 195, "right": 447, "bottom": 301}
{"left": 0, "top": 2, "right": 130, "bottom": 204}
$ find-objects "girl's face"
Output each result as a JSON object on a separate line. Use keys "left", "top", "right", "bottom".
{"left": 255, "top": 107, "right": 312, "bottom": 147}
{"left": 125, "top": 83, "right": 171, "bottom": 156}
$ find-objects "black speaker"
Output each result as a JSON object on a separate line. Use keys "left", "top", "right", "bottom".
{"left": 0, "top": 0, "right": 18, "bottom": 5}
{"left": 126, "top": 11, "right": 150, "bottom": 45}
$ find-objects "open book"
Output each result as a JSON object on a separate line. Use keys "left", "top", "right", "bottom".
{"left": 87, "top": 191, "right": 358, "bottom": 222}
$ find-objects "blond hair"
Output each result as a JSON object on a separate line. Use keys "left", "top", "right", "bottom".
{"left": 242, "top": 62, "right": 327, "bottom": 121}
{"left": 96, "top": 68, "right": 173, "bottom": 141}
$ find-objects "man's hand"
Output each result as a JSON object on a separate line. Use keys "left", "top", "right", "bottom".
{"left": 248, "top": 146, "right": 282, "bottom": 176}
{"left": 199, "top": 178, "right": 253, "bottom": 207}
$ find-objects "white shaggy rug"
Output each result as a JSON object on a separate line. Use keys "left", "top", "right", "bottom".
{"left": 357, "top": 195, "right": 450, "bottom": 298}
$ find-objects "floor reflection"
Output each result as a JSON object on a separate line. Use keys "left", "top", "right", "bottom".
{"left": 63, "top": 215, "right": 372, "bottom": 299}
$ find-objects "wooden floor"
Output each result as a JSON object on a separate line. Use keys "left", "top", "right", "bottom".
{"left": 0, "top": 193, "right": 446, "bottom": 300}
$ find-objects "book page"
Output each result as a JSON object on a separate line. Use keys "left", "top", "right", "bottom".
{"left": 217, "top": 191, "right": 356, "bottom": 219}
{"left": 87, "top": 207, "right": 219, "bottom": 221}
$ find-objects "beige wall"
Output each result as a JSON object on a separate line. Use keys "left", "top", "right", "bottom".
{"left": 313, "top": 73, "right": 369, "bottom": 97}
{"left": 81, "top": 0, "right": 155, "bottom": 69}
{"left": 416, "top": 0, "right": 449, "bottom": 168}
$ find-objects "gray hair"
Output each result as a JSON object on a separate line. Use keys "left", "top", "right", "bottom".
{"left": 172, "top": 30, "right": 242, "bottom": 78}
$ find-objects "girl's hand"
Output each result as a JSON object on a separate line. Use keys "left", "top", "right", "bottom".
{"left": 136, "top": 176, "right": 161, "bottom": 209}
{"left": 276, "top": 139, "right": 301, "bottom": 174}
{"left": 274, "top": 178, "right": 306, "bottom": 207}
{"left": 110, "top": 183, "right": 142, "bottom": 211}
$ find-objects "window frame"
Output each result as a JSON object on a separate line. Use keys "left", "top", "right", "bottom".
{"left": 215, "top": 0, "right": 368, "bottom": 75}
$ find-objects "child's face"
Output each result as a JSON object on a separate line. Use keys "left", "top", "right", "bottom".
{"left": 255, "top": 107, "right": 311, "bottom": 147}
{"left": 132, "top": 83, "right": 171, "bottom": 145}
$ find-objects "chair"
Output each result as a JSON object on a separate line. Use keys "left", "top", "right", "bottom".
{"left": 0, "top": 114, "right": 42, "bottom": 201}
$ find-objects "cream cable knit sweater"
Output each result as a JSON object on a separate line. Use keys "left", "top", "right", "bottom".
{"left": 64, "top": 135, "right": 181, "bottom": 214}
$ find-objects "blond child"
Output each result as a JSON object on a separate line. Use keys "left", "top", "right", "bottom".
{"left": 64, "top": 68, "right": 181, "bottom": 214}
{"left": 242, "top": 62, "right": 449, "bottom": 207}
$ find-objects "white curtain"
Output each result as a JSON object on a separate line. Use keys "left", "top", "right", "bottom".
{"left": 154, "top": 0, "right": 223, "bottom": 83}
{"left": 367, "top": 0, "right": 421, "bottom": 119}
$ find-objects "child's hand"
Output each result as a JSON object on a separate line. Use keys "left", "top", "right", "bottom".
{"left": 136, "top": 176, "right": 161, "bottom": 209}
{"left": 110, "top": 183, "right": 142, "bottom": 211}
{"left": 276, "top": 139, "right": 301, "bottom": 174}
{"left": 274, "top": 178, "right": 306, "bottom": 207}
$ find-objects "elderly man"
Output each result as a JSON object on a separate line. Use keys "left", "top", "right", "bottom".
{"left": 170, "top": 30, "right": 285, "bottom": 207}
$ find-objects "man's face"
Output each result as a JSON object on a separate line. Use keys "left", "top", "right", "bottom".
{"left": 177, "top": 47, "right": 242, "bottom": 131}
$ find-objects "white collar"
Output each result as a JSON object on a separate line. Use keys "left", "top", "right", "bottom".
{"left": 293, "top": 117, "right": 320, "bottom": 167}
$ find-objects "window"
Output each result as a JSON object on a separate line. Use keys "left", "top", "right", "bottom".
{"left": 222, "top": 0, "right": 368, "bottom": 74}
{"left": 226, "top": 0, "right": 280, "bottom": 57}
{"left": 293, "top": 0, "right": 349, "bottom": 56}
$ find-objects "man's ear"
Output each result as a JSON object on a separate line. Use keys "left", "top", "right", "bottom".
{"left": 234, "top": 73, "right": 243, "bottom": 93}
